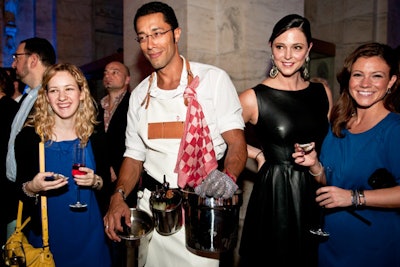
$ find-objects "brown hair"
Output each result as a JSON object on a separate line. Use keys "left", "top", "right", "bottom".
{"left": 331, "top": 42, "right": 400, "bottom": 137}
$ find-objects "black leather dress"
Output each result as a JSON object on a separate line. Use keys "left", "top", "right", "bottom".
{"left": 239, "top": 83, "right": 329, "bottom": 267}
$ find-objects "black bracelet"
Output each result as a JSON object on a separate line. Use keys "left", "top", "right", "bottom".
{"left": 255, "top": 150, "right": 263, "bottom": 161}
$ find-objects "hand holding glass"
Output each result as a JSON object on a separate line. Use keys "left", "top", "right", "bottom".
{"left": 70, "top": 143, "right": 87, "bottom": 208}
{"left": 2, "top": 241, "right": 26, "bottom": 267}
{"left": 309, "top": 165, "right": 330, "bottom": 237}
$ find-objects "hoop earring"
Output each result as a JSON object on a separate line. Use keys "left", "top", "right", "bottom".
{"left": 302, "top": 56, "right": 310, "bottom": 80}
{"left": 269, "top": 55, "right": 279, "bottom": 78}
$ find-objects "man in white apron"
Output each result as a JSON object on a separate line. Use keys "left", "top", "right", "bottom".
{"left": 103, "top": 2, "right": 247, "bottom": 267}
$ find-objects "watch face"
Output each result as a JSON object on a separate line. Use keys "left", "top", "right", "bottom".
{"left": 116, "top": 188, "right": 126, "bottom": 200}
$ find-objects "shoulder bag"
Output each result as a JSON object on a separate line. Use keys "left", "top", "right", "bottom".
{"left": 4, "top": 141, "right": 55, "bottom": 266}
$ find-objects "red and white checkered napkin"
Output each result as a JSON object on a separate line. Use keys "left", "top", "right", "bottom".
{"left": 174, "top": 76, "right": 218, "bottom": 188}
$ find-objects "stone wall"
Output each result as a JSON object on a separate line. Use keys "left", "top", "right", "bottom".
{"left": 2, "top": 0, "right": 399, "bottom": 100}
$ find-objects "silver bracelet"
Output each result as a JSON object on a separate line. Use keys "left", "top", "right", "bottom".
{"left": 22, "top": 181, "right": 39, "bottom": 203}
{"left": 309, "top": 162, "right": 323, "bottom": 176}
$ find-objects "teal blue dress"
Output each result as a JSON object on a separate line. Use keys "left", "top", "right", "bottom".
{"left": 319, "top": 112, "right": 400, "bottom": 267}
{"left": 27, "top": 139, "right": 111, "bottom": 267}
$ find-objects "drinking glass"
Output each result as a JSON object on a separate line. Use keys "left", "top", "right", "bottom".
{"left": 2, "top": 241, "right": 26, "bottom": 267}
{"left": 69, "top": 142, "right": 87, "bottom": 209}
{"left": 309, "top": 166, "right": 331, "bottom": 237}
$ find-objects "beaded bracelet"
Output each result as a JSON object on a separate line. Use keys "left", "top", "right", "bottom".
{"left": 22, "top": 181, "right": 39, "bottom": 204}
{"left": 22, "top": 181, "right": 37, "bottom": 197}
{"left": 309, "top": 162, "right": 323, "bottom": 176}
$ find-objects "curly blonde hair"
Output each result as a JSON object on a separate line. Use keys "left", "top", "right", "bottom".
{"left": 29, "top": 63, "right": 98, "bottom": 146}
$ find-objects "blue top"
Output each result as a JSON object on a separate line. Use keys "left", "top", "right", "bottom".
{"left": 319, "top": 112, "right": 400, "bottom": 267}
{"left": 28, "top": 139, "right": 111, "bottom": 267}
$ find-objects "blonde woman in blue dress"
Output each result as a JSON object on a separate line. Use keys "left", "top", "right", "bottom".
{"left": 15, "top": 63, "right": 111, "bottom": 267}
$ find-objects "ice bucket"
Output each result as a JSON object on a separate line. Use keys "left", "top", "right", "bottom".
{"left": 150, "top": 189, "right": 183, "bottom": 235}
{"left": 118, "top": 208, "right": 154, "bottom": 267}
{"left": 182, "top": 189, "right": 243, "bottom": 258}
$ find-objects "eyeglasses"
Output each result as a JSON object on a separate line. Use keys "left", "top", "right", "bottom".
{"left": 12, "top": 53, "right": 31, "bottom": 61}
{"left": 135, "top": 29, "right": 173, "bottom": 43}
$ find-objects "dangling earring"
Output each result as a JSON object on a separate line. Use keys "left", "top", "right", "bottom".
{"left": 269, "top": 55, "right": 279, "bottom": 78}
{"left": 302, "top": 56, "right": 310, "bottom": 80}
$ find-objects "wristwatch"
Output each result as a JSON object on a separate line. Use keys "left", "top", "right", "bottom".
{"left": 115, "top": 188, "right": 126, "bottom": 201}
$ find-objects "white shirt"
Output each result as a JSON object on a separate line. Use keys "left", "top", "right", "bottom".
{"left": 124, "top": 56, "right": 244, "bottom": 187}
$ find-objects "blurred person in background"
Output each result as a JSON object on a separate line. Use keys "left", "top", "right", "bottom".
{"left": 0, "top": 67, "right": 19, "bottom": 247}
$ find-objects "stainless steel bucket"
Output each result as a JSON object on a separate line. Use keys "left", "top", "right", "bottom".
{"left": 182, "top": 189, "right": 243, "bottom": 258}
{"left": 118, "top": 208, "right": 154, "bottom": 267}
{"left": 150, "top": 189, "right": 183, "bottom": 235}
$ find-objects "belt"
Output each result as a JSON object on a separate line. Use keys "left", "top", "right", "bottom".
{"left": 141, "top": 172, "right": 164, "bottom": 191}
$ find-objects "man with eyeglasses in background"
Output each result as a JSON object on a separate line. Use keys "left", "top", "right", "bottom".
{"left": 4, "top": 37, "right": 56, "bottom": 241}
{"left": 103, "top": 2, "right": 247, "bottom": 267}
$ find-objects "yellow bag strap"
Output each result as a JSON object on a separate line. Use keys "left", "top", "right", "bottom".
{"left": 16, "top": 200, "right": 31, "bottom": 231}
{"left": 39, "top": 141, "right": 50, "bottom": 248}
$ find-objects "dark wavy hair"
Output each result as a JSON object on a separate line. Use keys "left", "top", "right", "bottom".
{"left": 331, "top": 42, "right": 400, "bottom": 137}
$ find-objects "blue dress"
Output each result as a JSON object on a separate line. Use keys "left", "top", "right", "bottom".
{"left": 28, "top": 139, "right": 111, "bottom": 267}
{"left": 319, "top": 112, "right": 400, "bottom": 267}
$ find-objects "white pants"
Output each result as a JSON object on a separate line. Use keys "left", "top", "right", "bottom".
{"left": 138, "top": 189, "right": 219, "bottom": 267}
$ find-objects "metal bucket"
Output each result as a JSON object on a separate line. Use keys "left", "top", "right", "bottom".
{"left": 182, "top": 189, "right": 243, "bottom": 258}
{"left": 118, "top": 208, "right": 154, "bottom": 267}
{"left": 150, "top": 189, "right": 183, "bottom": 235}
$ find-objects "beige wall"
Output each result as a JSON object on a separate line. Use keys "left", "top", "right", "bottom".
{"left": 305, "top": 0, "right": 391, "bottom": 100}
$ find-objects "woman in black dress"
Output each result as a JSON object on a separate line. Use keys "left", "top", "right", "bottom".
{"left": 238, "top": 14, "right": 332, "bottom": 267}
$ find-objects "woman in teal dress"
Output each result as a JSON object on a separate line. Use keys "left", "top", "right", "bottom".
{"left": 294, "top": 43, "right": 400, "bottom": 267}
{"left": 15, "top": 63, "right": 111, "bottom": 267}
